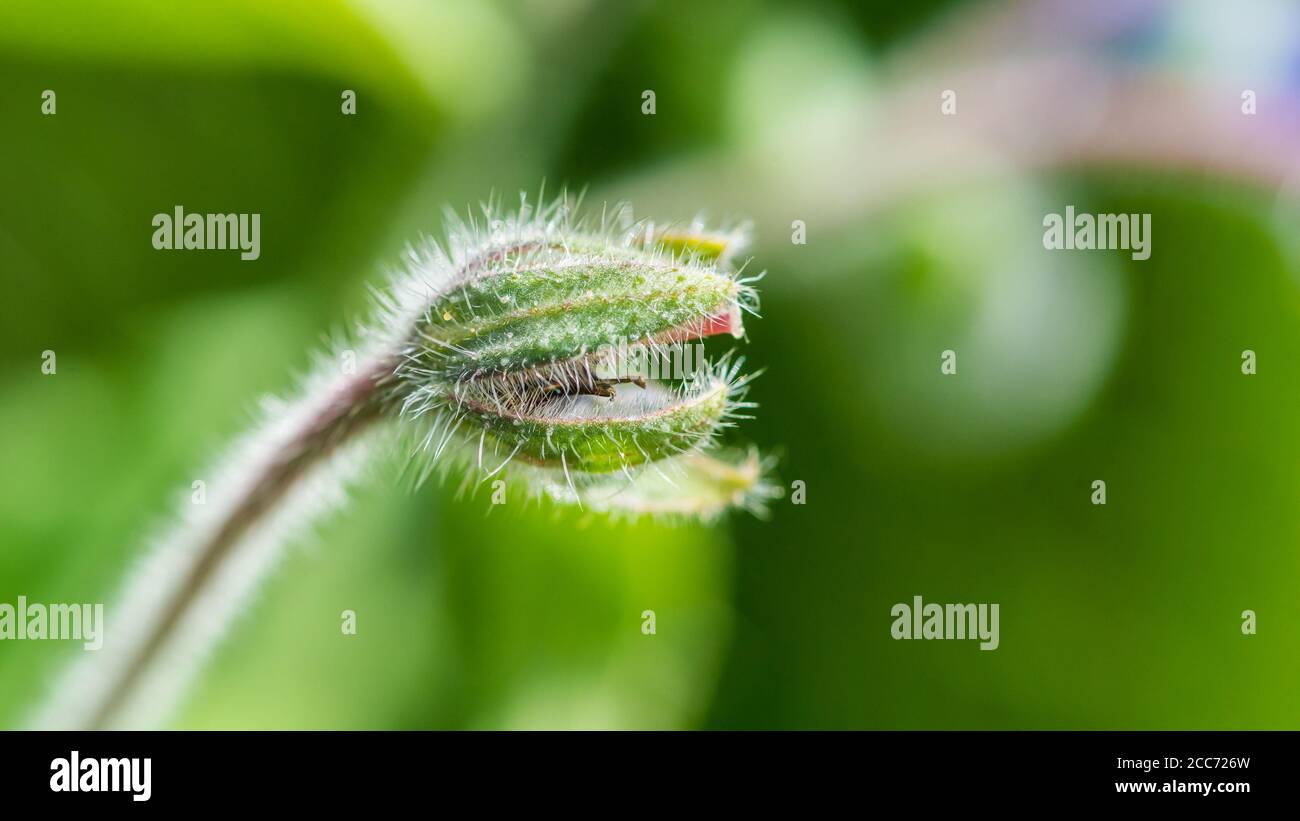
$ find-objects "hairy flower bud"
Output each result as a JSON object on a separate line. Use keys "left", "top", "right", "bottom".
{"left": 39, "top": 194, "right": 777, "bottom": 733}
{"left": 415, "top": 245, "right": 746, "bottom": 384}
{"left": 385, "top": 196, "right": 773, "bottom": 514}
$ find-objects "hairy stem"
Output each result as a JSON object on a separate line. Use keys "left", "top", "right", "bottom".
{"left": 92, "top": 359, "right": 397, "bottom": 728}
{"left": 29, "top": 354, "right": 401, "bottom": 730}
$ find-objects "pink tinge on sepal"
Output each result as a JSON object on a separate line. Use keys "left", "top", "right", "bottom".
{"left": 659, "top": 305, "right": 745, "bottom": 344}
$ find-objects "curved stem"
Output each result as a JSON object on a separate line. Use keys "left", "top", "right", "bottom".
{"left": 34, "top": 356, "right": 400, "bottom": 730}
{"left": 92, "top": 359, "right": 397, "bottom": 729}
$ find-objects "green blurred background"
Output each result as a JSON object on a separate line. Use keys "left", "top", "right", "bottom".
{"left": 2, "top": 0, "right": 1299, "bottom": 728}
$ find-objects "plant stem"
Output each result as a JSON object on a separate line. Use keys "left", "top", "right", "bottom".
{"left": 73, "top": 356, "right": 399, "bottom": 729}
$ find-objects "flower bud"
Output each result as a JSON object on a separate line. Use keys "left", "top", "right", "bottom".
{"left": 461, "top": 365, "right": 736, "bottom": 474}
{"left": 546, "top": 448, "right": 782, "bottom": 520}
{"left": 414, "top": 245, "right": 748, "bottom": 385}
{"left": 392, "top": 198, "right": 772, "bottom": 516}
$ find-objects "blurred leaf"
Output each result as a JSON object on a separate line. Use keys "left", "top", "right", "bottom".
{"left": 0, "top": 0, "right": 524, "bottom": 122}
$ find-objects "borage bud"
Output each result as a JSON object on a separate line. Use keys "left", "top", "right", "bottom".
{"left": 391, "top": 198, "right": 773, "bottom": 516}
{"left": 42, "top": 194, "right": 776, "bottom": 733}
